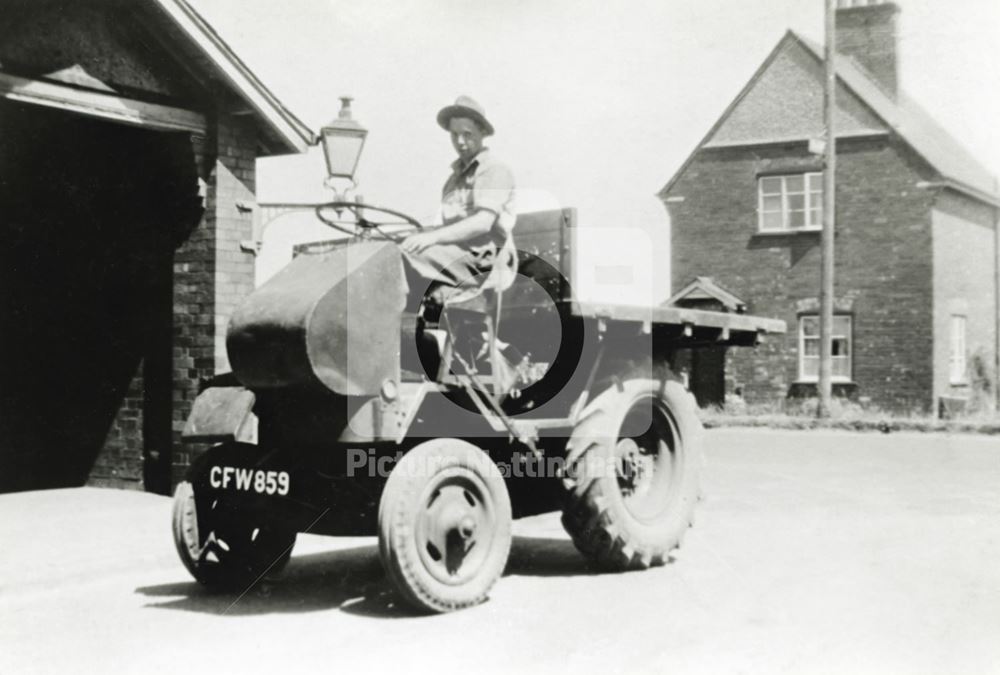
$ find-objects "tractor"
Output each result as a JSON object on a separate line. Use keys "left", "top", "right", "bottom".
{"left": 172, "top": 201, "right": 784, "bottom": 612}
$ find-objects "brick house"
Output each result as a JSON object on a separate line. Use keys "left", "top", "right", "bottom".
{"left": 660, "top": 1, "right": 1000, "bottom": 414}
{"left": 0, "top": 0, "right": 312, "bottom": 492}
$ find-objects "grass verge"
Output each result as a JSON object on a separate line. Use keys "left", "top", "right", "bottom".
{"left": 697, "top": 398, "right": 1000, "bottom": 435}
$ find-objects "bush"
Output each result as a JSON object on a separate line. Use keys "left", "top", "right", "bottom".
{"left": 969, "top": 351, "right": 996, "bottom": 416}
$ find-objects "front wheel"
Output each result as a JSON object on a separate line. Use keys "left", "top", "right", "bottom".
{"left": 560, "top": 377, "right": 702, "bottom": 570}
{"left": 171, "top": 446, "right": 297, "bottom": 591}
{"left": 377, "top": 439, "right": 512, "bottom": 613}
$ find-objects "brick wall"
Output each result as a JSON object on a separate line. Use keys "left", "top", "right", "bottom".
{"left": 665, "top": 135, "right": 940, "bottom": 412}
{"left": 89, "top": 379, "right": 145, "bottom": 489}
{"left": 931, "top": 190, "right": 998, "bottom": 408}
{"left": 171, "top": 113, "right": 257, "bottom": 487}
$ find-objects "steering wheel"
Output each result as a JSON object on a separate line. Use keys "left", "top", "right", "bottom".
{"left": 315, "top": 201, "right": 424, "bottom": 241}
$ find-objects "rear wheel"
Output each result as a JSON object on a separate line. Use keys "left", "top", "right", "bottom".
{"left": 171, "top": 445, "right": 297, "bottom": 591}
{"left": 378, "top": 439, "right": 512, "bottom": 612}
{"left": 561, "top": 376, "right": 702, "bottom": 570}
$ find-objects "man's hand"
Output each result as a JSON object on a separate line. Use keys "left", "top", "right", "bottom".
{"left": 400, "top": 230, "right": 440, "bottom": 254}
{"left": 401, "top": 210, "right": 494, "bottom": 254}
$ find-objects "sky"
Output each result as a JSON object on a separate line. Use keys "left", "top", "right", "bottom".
{"left": 190, "top": 0, "right": 1000, "bottom": 297}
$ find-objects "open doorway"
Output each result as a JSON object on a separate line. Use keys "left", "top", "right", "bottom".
{"left": 0, "top": 99, "right": 201, "bottom": 492}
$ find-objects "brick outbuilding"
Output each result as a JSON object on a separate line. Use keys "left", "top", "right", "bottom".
{"left": 660, "top": 1, "right": 1000, "bottom": 415}
{"left": 0, "top": 0, "right": 312, "bottom": 492}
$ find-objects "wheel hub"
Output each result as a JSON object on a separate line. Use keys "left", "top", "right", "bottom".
{"left": 415, "top": 475, "right": 495, "bottom": 585}
{"left": 616, "top": 437, "right": 655, "bottom": 498}
{"left": 613, "top": 398, "right": 679, "bottom": 522}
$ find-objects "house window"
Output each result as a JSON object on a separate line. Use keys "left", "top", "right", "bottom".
{"left": 758, "top": 172, "right": 823, "bottom": 232}
{"left": 949, "top": 315, "right": 967, "bottom": 384}
{"left": 799, "top": 315, "right": 852, "bottom": 382}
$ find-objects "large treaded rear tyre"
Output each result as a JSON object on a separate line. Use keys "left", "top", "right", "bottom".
{"left": 560, "top": 377, "right": 702, "bottom": 570}
{"left": 378, "top": 439, "right": 512, "bottom": 613}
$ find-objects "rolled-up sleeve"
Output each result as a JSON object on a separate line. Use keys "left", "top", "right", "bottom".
{"left": 472, "top": 163, "right": 515, "bottom": 216}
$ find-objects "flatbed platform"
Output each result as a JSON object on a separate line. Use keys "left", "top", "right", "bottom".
{"left": 568, "top": 300, "right": 786, "bottom": 347}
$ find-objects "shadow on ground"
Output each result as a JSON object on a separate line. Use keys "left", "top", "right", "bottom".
{"left": 136, "top": 535, "right": 608, "bottom": 619}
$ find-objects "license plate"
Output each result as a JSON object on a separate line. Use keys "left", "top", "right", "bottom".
{"left": 209, "top": 466, "right": 290, "bottom": 496}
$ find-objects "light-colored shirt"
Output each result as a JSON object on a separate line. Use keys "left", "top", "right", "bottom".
{"left": 441, "top": 149, "right": 516, "bottom": 247}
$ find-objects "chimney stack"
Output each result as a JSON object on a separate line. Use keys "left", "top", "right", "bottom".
{"left": 835, "top": 0, "right": 900, "bottom": 97}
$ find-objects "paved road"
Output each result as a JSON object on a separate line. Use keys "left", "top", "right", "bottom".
{"left": 2, "top": 429, "right": 998, "bottom": 675}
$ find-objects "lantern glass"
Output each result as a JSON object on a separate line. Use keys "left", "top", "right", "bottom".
{"left": 321, "top": 128, "right": 365, "bottom": 180}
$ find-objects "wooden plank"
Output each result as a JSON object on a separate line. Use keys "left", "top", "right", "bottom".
{"left": 0, "top": 72, "right": 207, "bottom": 134}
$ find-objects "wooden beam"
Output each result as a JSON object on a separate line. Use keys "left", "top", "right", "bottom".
{"left": 0, "top": 71, "right": 207, "bottom": 134}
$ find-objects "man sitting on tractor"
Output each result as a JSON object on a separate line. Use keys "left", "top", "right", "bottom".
{"left": 399, "top": 95, "right": 516, "bottom": 313}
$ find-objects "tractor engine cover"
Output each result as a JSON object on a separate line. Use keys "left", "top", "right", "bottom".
{"left": 227, "top": 240, "right": 404, "bottom": 396}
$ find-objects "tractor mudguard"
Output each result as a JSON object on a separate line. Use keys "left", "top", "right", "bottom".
{"left": 182, "top": 386, "right": 257, "bottom": 443}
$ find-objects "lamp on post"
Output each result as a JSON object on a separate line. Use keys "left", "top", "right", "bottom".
{"left": 240, "top": 97, "right": 369, "bottom": 254}
{"left": 320, "top": 96, "right": 367, "bottom": 188}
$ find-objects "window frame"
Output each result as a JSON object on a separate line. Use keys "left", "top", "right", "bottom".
{"left": 757, "top": 172, "right": 824, "bottom": 233}
{"left": 798, "top": 314, "right": 853, "bottom": 383}
{"left": 949, "top": 315, "right": 967, "bottom": 385}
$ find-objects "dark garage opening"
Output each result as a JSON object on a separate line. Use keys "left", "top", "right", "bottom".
{"left": 0, "top": 99, "right": 201, "bottom": 493}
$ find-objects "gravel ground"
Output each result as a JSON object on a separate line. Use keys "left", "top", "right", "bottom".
{"left": 1, "top": 428, "right": 998, "bottom": 675}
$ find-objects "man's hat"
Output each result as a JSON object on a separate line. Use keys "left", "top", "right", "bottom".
{"left": 437, "top": 95, "right": 495, "bottom": 136}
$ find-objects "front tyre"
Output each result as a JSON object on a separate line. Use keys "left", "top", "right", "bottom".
{"left": 171, "top": 446, "right": 297, "bottom": 591}
{"left": 378, "top": 439, "right": 512, "bottom": 613}
{"left": 561, "top": 378, "right": 702, "bottom": 570}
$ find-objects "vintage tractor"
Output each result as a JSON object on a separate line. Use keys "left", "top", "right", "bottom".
{"left": 172, "top": 201, "right": 784, "bottom": 612}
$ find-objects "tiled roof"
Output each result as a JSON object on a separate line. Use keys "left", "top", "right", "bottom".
{"left": 665, "top": 276, "right": 747, "bottom": 313}
{"left": 793, "top": 32, "right": 999, "bottom": 206}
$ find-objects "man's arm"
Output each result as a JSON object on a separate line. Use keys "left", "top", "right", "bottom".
{"left": 400, "top": 209, "right": 495, "bottom": 254}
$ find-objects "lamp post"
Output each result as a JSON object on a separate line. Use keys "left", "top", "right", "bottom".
{"left": 241, "top": 96, "right": 368, "bottom": 255}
